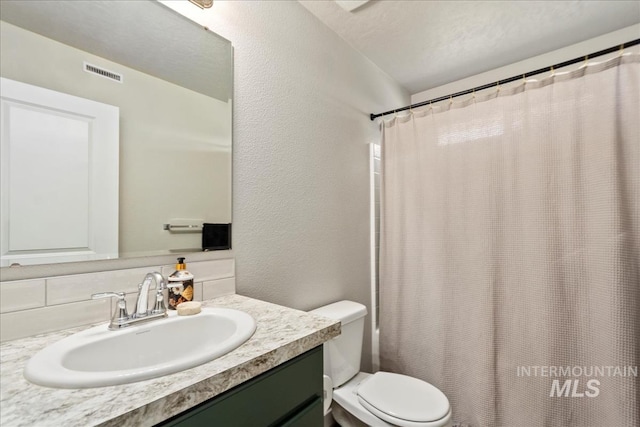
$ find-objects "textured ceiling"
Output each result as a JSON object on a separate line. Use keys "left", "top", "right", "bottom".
{"left": 300, "top": 1, "right": 640, "bottom": 94}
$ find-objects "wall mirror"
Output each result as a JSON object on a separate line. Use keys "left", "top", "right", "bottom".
{"left": 0, "top": 0, "right": 232, "bottom": 269}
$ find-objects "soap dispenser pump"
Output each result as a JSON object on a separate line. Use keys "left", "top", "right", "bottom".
{"left": 167, "top": 257, "right": 195, "bottom": 309}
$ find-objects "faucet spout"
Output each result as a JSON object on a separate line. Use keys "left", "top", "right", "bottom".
{"left": 134, "top": 272, "right": 167, "bottom": 318}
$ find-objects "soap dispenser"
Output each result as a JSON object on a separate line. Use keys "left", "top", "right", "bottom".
{"left": 167, "top": 257, "right": 195, "bottom": 309}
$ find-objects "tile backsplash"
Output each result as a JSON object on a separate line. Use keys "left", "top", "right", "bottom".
{"left": 0, "top": 258, "right": 235, "bottom": 342}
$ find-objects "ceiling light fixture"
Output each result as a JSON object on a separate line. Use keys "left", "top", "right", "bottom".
{"left": 189, "top": 0, "right": 213, "bottom": 9}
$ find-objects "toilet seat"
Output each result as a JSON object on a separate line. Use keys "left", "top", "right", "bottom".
{"left": 356, "top": 372, "right": 450, "bottom": 427}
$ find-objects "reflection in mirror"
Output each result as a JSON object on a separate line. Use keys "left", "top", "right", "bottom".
{"left": 0, "top": 0, "right": 232, "bottom": 267}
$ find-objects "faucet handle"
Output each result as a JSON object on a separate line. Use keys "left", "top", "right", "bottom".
{"left": 91, "top": 291, "right": 126, "bottom": 301}
{"left": 150, "top": 288, "right": 168, "bottom": 315}
{"left": 91, "top": 292, "right": 130, "bottom": 329}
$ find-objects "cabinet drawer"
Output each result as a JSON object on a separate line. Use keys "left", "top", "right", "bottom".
{"left": 279, "top": 397, "right": 322, "bottom": 427}
{"left": 159, "top": 346, "right": 323, "bottom": 427}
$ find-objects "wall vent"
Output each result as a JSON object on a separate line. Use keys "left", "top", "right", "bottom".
{"left": 83, "top": 62, "right": 123, "bottom": 83}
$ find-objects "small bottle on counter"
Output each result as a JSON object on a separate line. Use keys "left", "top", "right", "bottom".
{"left": 167, "top": 257, "right": 194, "bottom": 310}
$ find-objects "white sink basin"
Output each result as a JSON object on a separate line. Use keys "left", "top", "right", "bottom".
{"left": 24, "top": 307, "right": 256, "bottom": 388}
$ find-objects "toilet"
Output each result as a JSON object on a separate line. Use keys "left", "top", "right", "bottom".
{"left": 311, "top": 301, "right": 452, "bottom": 427}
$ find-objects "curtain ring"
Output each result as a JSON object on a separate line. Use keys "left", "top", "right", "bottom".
{"left": 550, "top": 66, "right": 555, "bottom": 77}
{"left": 522, "top": 74, "right": 527, "bottom": 86}
{"left": 496, "top": 80, "right": 501, "bottom": 93}
{"left": 619, "top": 44, "right": 625, "bottom": 57}
{"left": 582, "top": 55, "right": 589, "bottom": 68}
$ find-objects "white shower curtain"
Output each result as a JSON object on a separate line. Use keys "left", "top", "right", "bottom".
{"left": 379, "top": 54, "right": 639, "bottom": 427}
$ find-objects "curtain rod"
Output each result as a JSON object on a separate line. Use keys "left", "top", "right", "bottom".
{"left": 370, "top": 38, "right": 640, "bottom": 121}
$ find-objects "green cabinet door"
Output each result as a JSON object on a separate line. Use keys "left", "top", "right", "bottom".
{"left": 159, "top": 346, "right": 323, "bottom": 427}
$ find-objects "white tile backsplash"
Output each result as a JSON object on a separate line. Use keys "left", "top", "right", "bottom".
{"left": 193, "top": 282, "right": 204, "bottom": 301}
{"left": 0, "top": 257, "right": 234, "bottom": 342}
{"left": 0, "top": 279, "right": 45, "bottom": 313}
{"left": 161, "top": 259, "right": 234, "bottom": 283}
{"left": 0, "top": 299, "right": 110, "bottom": 342}
{"left": 202, "top": 277, "right": 236, "bottom": 300}
{"left": 47, "top": 267, "right": 160, "bottom": 305}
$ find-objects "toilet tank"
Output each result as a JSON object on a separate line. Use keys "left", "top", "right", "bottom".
{"left": 310, "top": 300, "right": 367, "bottom": 388}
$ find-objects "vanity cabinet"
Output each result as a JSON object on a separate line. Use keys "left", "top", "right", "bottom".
{"left": 158, "top": 346, "right": 323, "bottom": 427}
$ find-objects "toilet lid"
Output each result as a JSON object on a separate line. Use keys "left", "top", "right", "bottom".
{"left": 357, "top": 372, "right": 450, "bottom": 424}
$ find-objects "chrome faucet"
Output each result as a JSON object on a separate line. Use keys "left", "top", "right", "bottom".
{"left": 92, "top": 271, "right": 169, "bottom": 330}
{"left": 134, "top": 271, "right": 167, "bottom": 318}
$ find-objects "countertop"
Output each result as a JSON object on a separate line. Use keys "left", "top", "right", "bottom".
{"left": 0, "top": 294, "right": 340, "bottom": 427}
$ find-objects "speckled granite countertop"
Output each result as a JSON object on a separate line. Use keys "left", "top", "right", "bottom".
{"left": 0, "top": 294, "right": 340, "bottom": 427}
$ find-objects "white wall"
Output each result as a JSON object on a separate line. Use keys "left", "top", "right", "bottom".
{"left": 162, "top": 0, "right": 409, "bottom": 370}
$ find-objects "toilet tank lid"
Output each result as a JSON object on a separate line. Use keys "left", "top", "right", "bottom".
{"left": 311, "top": 300, "right": 367, "bottom": 324}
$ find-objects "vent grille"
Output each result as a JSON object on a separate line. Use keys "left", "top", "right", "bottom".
{"left": 83, "top": 62, "right": 123, "bottom": 83}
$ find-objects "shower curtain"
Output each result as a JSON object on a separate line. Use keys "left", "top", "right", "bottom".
{"left": 379, "top": 54, "right": 639, "bottom": 427}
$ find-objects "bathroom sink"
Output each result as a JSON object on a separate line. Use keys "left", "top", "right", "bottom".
{"left": 24, "top": 307, "right": 256, "bottom": 388}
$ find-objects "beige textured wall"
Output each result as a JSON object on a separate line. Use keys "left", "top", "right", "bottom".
{"left": 162, "top": 0, "right": 409, "bottom": 370}
{"left": 0, "top": 21, "right": 231, "bottom": 257}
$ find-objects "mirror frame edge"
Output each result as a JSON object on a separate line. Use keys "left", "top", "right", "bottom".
{"left": 0, "top": 250, "right": 235, "bottom": 282}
